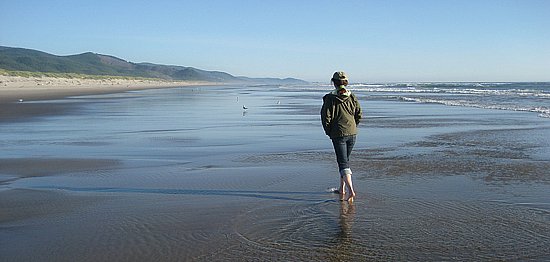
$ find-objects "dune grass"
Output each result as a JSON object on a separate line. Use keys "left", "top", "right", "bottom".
{"left": 0, "top": 69, "right": 166, "bottom": 81}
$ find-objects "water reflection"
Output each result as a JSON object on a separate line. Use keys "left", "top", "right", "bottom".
{"left": 329, "top": 201, "right": 356, "bottom": 260}
{"left": 338, "top": 201, "right": 355, "bottom": 241}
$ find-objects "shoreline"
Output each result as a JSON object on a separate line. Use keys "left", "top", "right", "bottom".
{"left": 0, "top": 74, "right": 218, "bottom": 103}
{"left": 1, "top": 83, "right": 549, "bottom": 260}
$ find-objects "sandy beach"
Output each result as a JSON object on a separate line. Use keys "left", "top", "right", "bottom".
{"left": 0, "top": 74, "right": 211, "bottom": 103}
{"left": 0, "top": 75, "right": 214, "bottom": 122}
{"left": 1, "top": 83, "right": 549, "bottom": 261}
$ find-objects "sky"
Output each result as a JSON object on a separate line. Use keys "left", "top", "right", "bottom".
{"left": 1, "top": 0, "right": 549, "bottom": 82}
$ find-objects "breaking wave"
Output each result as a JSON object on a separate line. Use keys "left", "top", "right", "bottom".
{"left": 350, "top": 83, "right": 550, "bottom": 98}
{"left": 285, "top": 82, "right": 550, "bottom": 119}
{"left": 398, "top": 96, "right": 550, "bottom": 119}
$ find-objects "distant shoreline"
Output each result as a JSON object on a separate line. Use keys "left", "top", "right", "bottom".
{"left": 0, "top": 74, "right": 217, "bottom": 103}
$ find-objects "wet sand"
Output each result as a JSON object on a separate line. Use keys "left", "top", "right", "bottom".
{"left": 0, "top": 75, "right": 213, "bottom": 122}
{"left": 1, "top": 85, "right": 549, "bottom": 261}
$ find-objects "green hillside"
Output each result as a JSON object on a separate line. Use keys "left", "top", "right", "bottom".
{"left": 0, "top": 47, "right": 140, "bottom": 76}
{"left": 0, "top": 46, "right": 308, "bottom": 84}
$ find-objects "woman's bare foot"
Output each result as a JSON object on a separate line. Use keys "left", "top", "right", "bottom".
{"left": 346, "top": 191, "right": 356, "bottom": 202}
{"left": 339, "top": 178, "right": 346, "bottom": 201}
{"left": 339, "top": 188, "right": 346, "bottom": 201}
{"left": 343, "top": 174, "right": 355, "bottom": 202}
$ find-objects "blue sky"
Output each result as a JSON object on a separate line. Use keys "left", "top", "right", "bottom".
{"left": 1, "top": 0, "right": 549, "bottom": 82}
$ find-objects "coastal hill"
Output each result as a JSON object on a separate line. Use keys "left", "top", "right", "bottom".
{"left": 0, "top": 46, "right": 307, "bottom": 85}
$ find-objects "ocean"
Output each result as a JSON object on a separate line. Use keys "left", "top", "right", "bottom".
{"left": 291, "top": 82, "right": 550, "bottom": 119}
{"left": 1, "top": 83, "right": 549, "bottom": 260}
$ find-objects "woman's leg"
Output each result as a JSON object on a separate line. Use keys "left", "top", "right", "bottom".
{"left": 346, "top": 135, "right": 356, "bottom": 160}
{"left": 332, "top": 137, "right": 350, "bottom": 172}
{"left": 343, "top": 173, "right": 356, "bottom": 202}
{"left": 339, "top": 176, "right": 346, "bottom": 201}
{"left": 332, "top": 137, "right": 348, "bottom": 200}
{"left": 345, "top": 136, "right": 357, "bottom": 201}
{"left": 333, "top": 135, "right": 357, "bottom": 201}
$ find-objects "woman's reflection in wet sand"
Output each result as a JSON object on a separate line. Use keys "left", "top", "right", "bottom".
{"left": 338, "top": 201, "right": 355, "bottom": 240}
{"left": 330, "top": 201, "right": 356, "bottom": 260}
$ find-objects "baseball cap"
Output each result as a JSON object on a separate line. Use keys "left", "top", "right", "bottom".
{"left": 332, "top": 71, "right": 348, "bottom": 82}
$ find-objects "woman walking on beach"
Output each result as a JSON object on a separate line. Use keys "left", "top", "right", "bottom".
{"left": 321, "top": 71, "right": 362, "bottom": 202}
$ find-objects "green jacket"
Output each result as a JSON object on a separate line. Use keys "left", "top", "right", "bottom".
{"left": 321, "top": 92, "right": 362, "bottom": 139}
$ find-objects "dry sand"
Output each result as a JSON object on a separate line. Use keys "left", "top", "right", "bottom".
{"left": 0, "top": 74, "right": 213, "bottom": 103}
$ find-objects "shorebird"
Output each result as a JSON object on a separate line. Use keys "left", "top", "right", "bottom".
{"left": 242, "top": 105, "right": 248, "bottom": 110}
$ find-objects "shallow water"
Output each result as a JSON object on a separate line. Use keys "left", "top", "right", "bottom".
{"left": 1, "top": 84, "right": 549, "bottom": 261}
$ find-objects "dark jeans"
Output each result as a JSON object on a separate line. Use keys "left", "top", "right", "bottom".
{"left": 331, "top": 135, "right": 356, "bottom": 175}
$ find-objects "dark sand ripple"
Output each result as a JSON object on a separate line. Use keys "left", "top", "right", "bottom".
{"left": 0, "top": 189, "right": 105, "bottom": 225}
{"left": 0, "top": 158, "right": 120, "bottom": 180}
